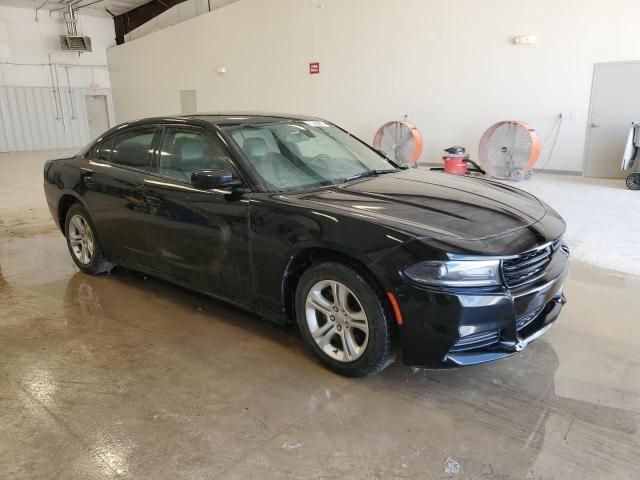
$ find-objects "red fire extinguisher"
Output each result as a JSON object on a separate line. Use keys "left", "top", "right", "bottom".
{"left": 440, "top": 146, "right": 485, "bottom": 176}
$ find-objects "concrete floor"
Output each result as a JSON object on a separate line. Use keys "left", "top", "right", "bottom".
{"left": 514, "top": 173, "right": 640, "bottom": 276}
{"left": 1, "top": 150, "right": 640, "bottom": 479}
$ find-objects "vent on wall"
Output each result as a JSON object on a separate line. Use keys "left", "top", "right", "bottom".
{"left": 60, "top": 35, "right": 92, "bottom": 52}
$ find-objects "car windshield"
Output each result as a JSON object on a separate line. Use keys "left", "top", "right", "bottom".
{"left": 223, "top": 120, "right": 397, "bottom": 191}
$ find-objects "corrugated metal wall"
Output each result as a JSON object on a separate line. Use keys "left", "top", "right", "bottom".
{"left": 0, "top": 86, "right": 115, "bottom": 152}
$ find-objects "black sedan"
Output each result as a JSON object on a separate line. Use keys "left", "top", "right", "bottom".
{"left": 43, "top": 113, "right": 569, "bottom": 376}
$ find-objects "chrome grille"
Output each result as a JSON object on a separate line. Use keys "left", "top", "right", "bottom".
{"left": 502, "top": 240, "right": 559, "bottom": 288}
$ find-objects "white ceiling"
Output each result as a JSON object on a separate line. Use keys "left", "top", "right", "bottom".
{"left": 0, "top": 0, "right": 150, "bottom": 17}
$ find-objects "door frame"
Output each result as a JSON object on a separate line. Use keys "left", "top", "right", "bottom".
{"left": 85, "top": 94, "right": 110, "bottom": 140}
{"left": 582, "top": 60, "right": 640, "bottom": 176}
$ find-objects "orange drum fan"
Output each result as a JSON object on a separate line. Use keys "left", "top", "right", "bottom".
{"left": 373, "top": 119, "right": 423, "bottom": 167}
{"left": 478, "top": 121, "right": 541, "bottom": 181}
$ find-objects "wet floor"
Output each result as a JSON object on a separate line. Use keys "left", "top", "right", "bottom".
{"left": 1, "top": 153, "right": 640, "bottom": 479}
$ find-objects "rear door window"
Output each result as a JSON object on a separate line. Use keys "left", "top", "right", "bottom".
{"left": 111, "top": 128, "right": 156, "bottom": 170}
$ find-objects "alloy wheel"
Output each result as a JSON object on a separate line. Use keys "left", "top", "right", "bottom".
{"left": 305, "top": 280, "right": 369, "bottom": 362}
{"left": 68, "top": 214, "right": 95, "bottom": 265}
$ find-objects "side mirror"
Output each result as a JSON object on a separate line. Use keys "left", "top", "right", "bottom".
{"left": 398, "top": 163, "right": 411, "bottom": 170}
{"left": 191, "top": 169, "right": 242, "bottom": 190}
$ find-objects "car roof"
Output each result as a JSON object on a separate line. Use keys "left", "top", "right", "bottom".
{"left": 107, "top": 112, "right": 323, "bottom": 132}
{"left": 190, "top": 112, "right": 323, "bottom": 125}
{"left": 87, "top": 112, "right": 329, "bottom": 154}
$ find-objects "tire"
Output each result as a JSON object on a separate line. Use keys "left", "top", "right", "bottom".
{"left": 295, "top": 261, "right": 394, "bottom": 377}
{"left": 626, "top": 173, "right": 640, "bottom": 190}
{"left": 64, "top": 204, "right": 114, "bottom": 275}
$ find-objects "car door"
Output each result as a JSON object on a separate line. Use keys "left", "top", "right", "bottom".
{"left": 143, "top": 125, "right": 251, "bottom": 302}
{"left": 82, "top": 126, "right": 159, "bottom": 267}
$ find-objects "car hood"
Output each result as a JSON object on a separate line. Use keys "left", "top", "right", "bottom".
{"left": 294, "top": 170, "right": 547, "bottom": 240}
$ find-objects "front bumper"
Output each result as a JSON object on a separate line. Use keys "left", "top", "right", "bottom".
{"left": 396, "top": 244, "right": 570, "bottom": 368}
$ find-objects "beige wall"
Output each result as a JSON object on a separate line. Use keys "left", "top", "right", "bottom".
{"left": 0, "top": 5, "right": 114, "bottom": 88}
{"left": 107, "top": 0, "right": 640, "bottom": 172}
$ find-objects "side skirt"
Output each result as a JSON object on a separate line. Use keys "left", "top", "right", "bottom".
{"left": 108, "top": 257, "right": 288, "bottom": 326}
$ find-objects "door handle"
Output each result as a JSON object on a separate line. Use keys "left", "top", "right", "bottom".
{"left": 590, "top": 123, "right": 601, "bottom": 128}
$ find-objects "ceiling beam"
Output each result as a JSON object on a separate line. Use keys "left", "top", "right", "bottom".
{"left": 113, "top": 0, "right": 186, "bottom": 45}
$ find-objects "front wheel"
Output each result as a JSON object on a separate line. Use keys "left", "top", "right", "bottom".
{"left": 64, "top": 204, "right": 113, "bottom": 275}
{"left": 295, "top": 262, "right": 394, "bottom": 377}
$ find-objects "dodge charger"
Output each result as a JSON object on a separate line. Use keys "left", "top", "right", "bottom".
{"left": 43, "top": 113, "right": 569, "bottom": 376}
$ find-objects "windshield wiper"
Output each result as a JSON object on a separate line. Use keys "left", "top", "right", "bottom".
{"left": 344, "top": 169, "right": 398, "bottom": 182}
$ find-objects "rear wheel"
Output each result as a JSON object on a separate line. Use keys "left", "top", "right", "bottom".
{"left": 295, "top": 262, "right": 394, "bottom": 377}
{"left": 64, "top": 204, "right": 113, "bottom": 275}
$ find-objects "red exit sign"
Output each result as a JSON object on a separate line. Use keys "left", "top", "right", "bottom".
{"left": 309, "top": 62, "right": 320, "bottom": 74}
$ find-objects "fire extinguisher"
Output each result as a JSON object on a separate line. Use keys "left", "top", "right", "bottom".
{"left": 434, "top": 146, "right": 486, "bottom": 176}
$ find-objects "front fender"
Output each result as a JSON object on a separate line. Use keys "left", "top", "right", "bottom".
{"left": 248, "top": 196, "right": 415, "bottom": 315}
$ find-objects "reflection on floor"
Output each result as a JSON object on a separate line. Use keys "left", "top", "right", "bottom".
{"left": 513, "top": 173, "right": 640, "bottom": 276}
{"left": 1, "top": 150, "right": 639, "bottom": 479}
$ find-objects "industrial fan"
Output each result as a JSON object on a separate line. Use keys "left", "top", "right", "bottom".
{"left": 373, "top": 119, "right": 423, "bottom": 167}
{"left": 478, "top": 121, "right": 541, "bottom": 180}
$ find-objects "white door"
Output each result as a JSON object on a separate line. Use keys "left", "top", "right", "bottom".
{"left": 85, "top": 95, "right": 110, "bottom": 141}
{"left": 584, "top": 61, "right": 640, "bottom": 178}
{"left": 180, "top": 90, "right": 198, "bottom": 114}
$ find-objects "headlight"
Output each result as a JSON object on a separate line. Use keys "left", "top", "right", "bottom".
{"left": 403, "top": 260, "right": 501, "bottom": 287}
